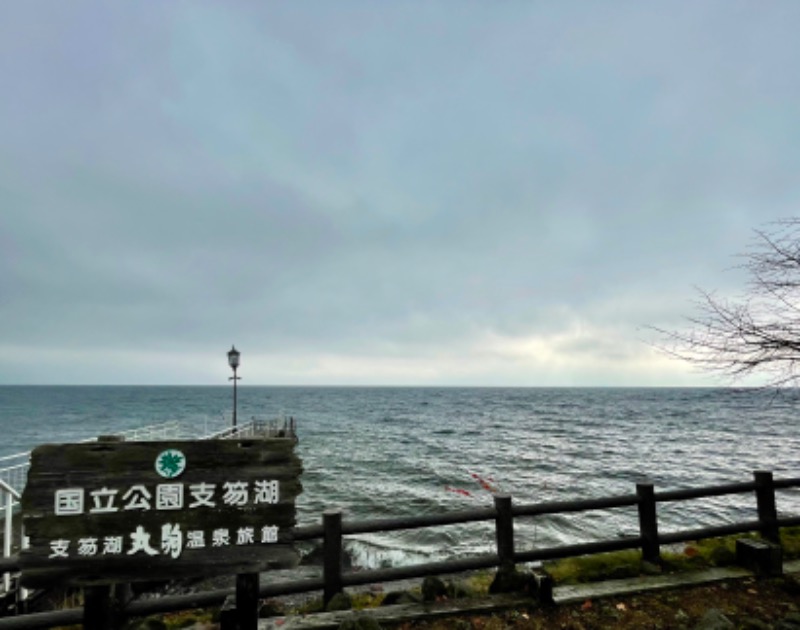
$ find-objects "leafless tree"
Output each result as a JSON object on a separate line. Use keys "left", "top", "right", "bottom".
{"left": 656, "top": 219, "right": 800, "bottom": 387}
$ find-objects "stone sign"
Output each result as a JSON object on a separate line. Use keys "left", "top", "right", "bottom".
{"left": 20, "top": 437, "right": 302, "bottom": 587}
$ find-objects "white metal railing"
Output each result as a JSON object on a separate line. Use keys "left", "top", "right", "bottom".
{"left": 0, "top": 479, "right": 21, "bottom": 593}
{"left": 0, "top": 418, "right": 235, "bottom": 507}
{"left": 0, "top": 420, "right": 228, "bottom": 512}
{"left": 115, "top": 419, "right": 183, "bottom": 442}
{"left": 0, "top": 453, "right": 30, "bottom": 511}
{"left": 0, "top": 416, "right": 238, "bottom": 597}
{"left": 204, "top": 416, "right": 297, "bottom": 440}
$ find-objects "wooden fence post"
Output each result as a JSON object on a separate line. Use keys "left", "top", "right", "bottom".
{"left": 636, "top": 481, "right": 660, "bottom": 564}
{"left": 494, "top": 494, "right": 514, "bottom": 570}
{"left": 110, "top": 583, "right": 132, "bottom": 629}
{"left": 236, "top": 572, "right": 260, "bottom": 630}
{"left": 83, "top": 585, "right": 113, "bottom": 630}
{"left": 323, "top": 509, "right": 343, "bottom": 606}
{"left": 754, "top": 470, "right": 780, "bottom": 544}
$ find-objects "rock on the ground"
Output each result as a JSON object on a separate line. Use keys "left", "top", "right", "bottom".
{"left": 489, "top": 568, "right": 533, "bottom": 595}
{"left": 421, "top": 576, "right": 448, "bottom": 602}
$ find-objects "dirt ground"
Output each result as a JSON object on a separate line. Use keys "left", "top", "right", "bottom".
{"left": 394, "top": 573, "right": 800, "bottom": 629}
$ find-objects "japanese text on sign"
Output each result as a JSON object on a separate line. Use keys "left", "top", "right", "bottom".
{"left": 48, "top": 524, "right": 280, "bottom": 560}
{"left": 54, "top": 480, "right": 280, "bottom": 516}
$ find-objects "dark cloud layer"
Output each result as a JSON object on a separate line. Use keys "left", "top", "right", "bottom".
{"left": 2, "top": 2, "right": 799, "bottom": 384}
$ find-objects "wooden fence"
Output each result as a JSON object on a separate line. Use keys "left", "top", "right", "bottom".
{"left": 0, "top": 470, "right": 798, "bottom": 629}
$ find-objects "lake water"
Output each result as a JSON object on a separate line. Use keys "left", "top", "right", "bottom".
{"left": 1, "top": 386, "right": 798, "bottom": 568}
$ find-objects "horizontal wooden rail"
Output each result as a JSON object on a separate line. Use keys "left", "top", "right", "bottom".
{"left": 0, "top": 556, "right": 18, "bottom": 573}
{"left": 341, "top": 507, "right": 498, "bottom": 536}
{"left": 293, "top": 524, "right": 324, "bottom": 541}
{"left": 655, "top": 481, "right": 756, "bottom": 502}
{"left": 514, "top": 494, "right": 639, "bottom": 517}
{"left": 1, "top": 471, "right": 799, "bottom": 629}
{"left": 778, "top": 515, "right": 800, "bottom": 528}
{"left": 0, "top": 609, "right": 82, "bottom": 630}
{"left": 658, "top": 520, "right": 762, "bottom": 545}
{"left": 515, "top": 536, "right": 643, "bottom": 563}
{"left": 774, "top": 477, "right": 800, "bottom": 489}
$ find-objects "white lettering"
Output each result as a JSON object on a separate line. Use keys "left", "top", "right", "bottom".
{"left": 49, "top": 539, "right": 70, "bottom": 558}
{"left": 156, "top": 484, "right": 184, "bottom": 510}
{"left": 89, "top": 487, "right": 119, "bottom": 514}
{"left": 188, "top": 482, "right": 216, "bottom": 508}
{"left": 77, "top": 537, "right": 98, "bottom": 556}
{"left": 261, "top": 525, "right": 279, "bottom": 544}
{"left": 186, "top": 530, "right": 205, "bottom": 549}
{"left": 122, "top": 485, "right": 152, "bottom": 511}
{"left": 222, "top": 481, "right": 248, "bottom": 506}
{"left": 236, "top": 527, "right": 255, "bottom": 545}
{"left": 54, "top": 488, "right": 84, "bottom": 516}
{"left": 127, "top": 526, "right": 159, "bottom": 556}
{"left": 161, "top": 523, "right": 183, "bottom": 559}
{"left": 212, "top": 528, "right": 230, "bottom": 547}
{"left": 253, "top": 480, "right": 279, "bottom": 505}
{"left": 103, "top": 536, "right": 124, "bottom": 555}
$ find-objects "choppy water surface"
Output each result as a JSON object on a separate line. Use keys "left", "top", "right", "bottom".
{"left": 1, "top": 386, "right": 798, "bottom": 568}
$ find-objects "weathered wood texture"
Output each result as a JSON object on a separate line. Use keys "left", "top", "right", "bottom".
{"left": 20, "top": 439, "right": 302, "bottom": 587}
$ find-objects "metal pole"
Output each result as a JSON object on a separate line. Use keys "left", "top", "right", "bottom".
{"left": 227, "top": 346, "right": 241, "bottom": 430}
{"left": 232, "top": 367, "right": 238, "bottom": 428}
{"left": 3, "top": 491, "right": 11, "bottom": 592}
{"left": 19, "top": 520, "right": 28, "bottom": 605}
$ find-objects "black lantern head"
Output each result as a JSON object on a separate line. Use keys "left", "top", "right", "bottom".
{"left": 227, "top": 345, "right": 240, "bottom": 369}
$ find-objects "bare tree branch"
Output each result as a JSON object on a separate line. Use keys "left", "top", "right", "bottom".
{"left": 653, "top": 219, "right": 800, "bottom": 387}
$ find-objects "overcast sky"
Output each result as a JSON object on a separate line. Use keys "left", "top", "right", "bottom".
{"left": 2, "top": 2, "right": 799, "bottom": 386}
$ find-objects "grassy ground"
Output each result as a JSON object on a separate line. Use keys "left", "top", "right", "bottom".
{"left": 390, "top": 530, "right": 800, "bottom": 629}
{"left": 392, "top": 573, "right": 800, "bottom": 629}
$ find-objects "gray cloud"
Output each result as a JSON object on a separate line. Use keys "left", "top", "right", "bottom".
{"left": 2, "top": 2, "right": 799, "bottom": 384}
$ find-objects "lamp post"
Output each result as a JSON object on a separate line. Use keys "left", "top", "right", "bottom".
{"left": 227, "top": 345, "right": 241, "bottom": 428}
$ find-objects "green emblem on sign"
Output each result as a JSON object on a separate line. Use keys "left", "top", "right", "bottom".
{"left": 156, "top": 449, "right": 186, "bottom": 479}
